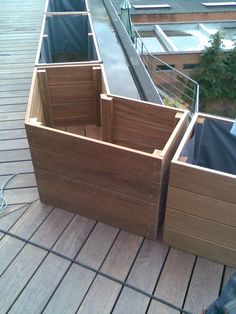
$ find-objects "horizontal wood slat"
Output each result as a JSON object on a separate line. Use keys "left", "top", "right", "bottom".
{"left": 167, "top": 186, "right": 236, "bottom": 227}
{"left": 31, "top": 148, "right": 160, "bottom": 203}
{"left": 170, "top": 162, "right": 236, "bottom": 204}
{"left": 39, "top": 186, "right": 158, "bottom": 238}
{"left": 164, "top": 228, "right": 236, "bottom": 268}
{"left": 26, "top": 125, "right": 161, "bottom": 182}
{"left": 165, "top": 208, "right": 236, "bottom": 249}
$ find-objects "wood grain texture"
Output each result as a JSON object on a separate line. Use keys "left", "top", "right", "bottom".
{"left": 163, "top": 228, "right": 236, "bottom": 268}
{"left": 43, "top": 223, "right": 119, "bottom": 314}
{"left": 77, "top": 231, "right": 142, "bottom": 314}
{"left": 0, "top": 149, "right": 31, "bottom": 162}
{"left": 9, "top": 215, "right": 95, "bottom": 314}
{"left": 165, "top": 208, "right": 236, "bottom": 249}
{"left": 111, "top": 96, "right": 176, "bottom": 153}
{"left": 170, "top": 162, "right": 236, "bottom": 204}
{"left": 0, "top": 208, "right": 73, "bottom": 314}
{"left": 167, "top": 186, "right": 236, "bottom": 227}
{"left": 184, "top": 257, "right": 223, "bottom": 314}
{"left": 101, "top": 95, "right": 113, "bottom": 142}
{"left": 113, "top": 240, "right": 168, "bottom": 314}
{"left": 0, "top": 200, "right": 52, "bottom": 275}
{"left": 148, "top": 248, "right": 195, "bottom": 314}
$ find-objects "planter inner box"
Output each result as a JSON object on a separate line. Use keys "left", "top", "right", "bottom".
{"left": 37, "top": 13, "right": 99, "bottom": 65}
{"left": 26, "top": 66, "right": 189, "bottom": 239}
{"left": 164, "top": 113, "right": 236, "bottom": 266}
{"left": 45, "top": 0, "right": 87, "bottom": 12}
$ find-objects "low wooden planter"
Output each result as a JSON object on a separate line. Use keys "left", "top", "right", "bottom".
{"left": 164, "top": 113, "right": 236, "bottom": 267}
{"left": 26, "top": 65, "right": 189, "bottom": 239}
{"left": 45, "top": 0, "right": 87, "bottom": 13}
{"left": 36, "top": 12, "right": 100, "bottom": 66}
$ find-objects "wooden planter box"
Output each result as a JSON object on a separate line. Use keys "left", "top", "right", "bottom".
{"left": 36, "top": 12, "right": 100, "bottom": 66}
{"left": 26, "top": 65, "right": 189, "bottom": 239}
{"left": 164, "top": 113, "right": 236, "bottom": 267}
{"left": 45, "top": 0, "right": 87, "bottom": 13}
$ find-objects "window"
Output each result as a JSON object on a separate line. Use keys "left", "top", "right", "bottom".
{"left": 202, "top": 2, "right": 236, "bottom": 6}
{"left": 183, "top": 63, "right": 199, "bottom": 70}
{"left": 156, "top": 64, "right": 175, "bottom": 72}
{"left": 133, "top": 4, "right": 171, "bottom": 9}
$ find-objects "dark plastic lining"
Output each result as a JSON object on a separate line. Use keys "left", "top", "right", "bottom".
{"left": 47, "top": 0, "right": 86, "bottom": 12}
{"left": 182, "top": 118, "right": 236, "bottom": 175}
{"left": 40, "top": 15, "right": 97, "bottom": 63}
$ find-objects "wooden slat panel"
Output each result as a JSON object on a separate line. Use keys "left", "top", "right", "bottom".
{"left": 44, "top": 223, "right": 119, "bottom": 314}
{"left": 0, "top": 112, "right": 25, "bottom": 121}
{"left": 113, "top": 240, "right": 168, "bottom": 314}
{"left": 77, "top": 231, "right": 142, "bottom": 314}
{"left": 0, "top": 104, "right": 26, "bottom": 113}
{"left": 31, "top": 149, "right": 160, "bottom": 203}
{"left": 85, "top": 125, "right": 102, "bottom": 140}
{"left": 101, "top": 95, "right": 113, "bottom": 142}
{"left": 37, "top": 171, "right": 158, "bottom": 238}
{"left": 26, "top": 125, "right": 161, "bottom": 183}
{"left": 113, "top": 96, "right": 177, "bottom": 128}
{"left": 163, "top": 228, "right": 236, "bottom": 268}
{"left": 9, "top": 215, "right": 96, "bottom": 314}
{"left": 111, "top": 97, "right": 175, "bottom": 153}
{"left": 0, "top": 208, "right": 73, "bottom": 313}
{"left": 46, "top": 66, "right": 93, "bottom": 85}
{"left": 170, "top": 162, "right": 236, "bottom": 204}
{"left": 184, "top": 257, "right": 223, "bottom": 314}
{"left": 0, "top": 200, "right": 52, "bottom": 275}
{"left": 49, "top": 83, "right": 93, "bottom": 104}
{"left": 148, "top": 248, "right": 195, "bottom": 314}
{"left": 51, "top": 101, "right": 95, "bottom": 125}
{"left": 167, "top": 186, "right": 236, "bottom": 227}
{"left": 165, "top": 208, "right": 236, "bottom": 249}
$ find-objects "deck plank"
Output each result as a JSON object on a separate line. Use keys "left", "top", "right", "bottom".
{"left": 0, "top": 208, "right": 73, "bottom": 314}
{"left": 0, "top": 149, "right": 31, "bottom": 162}
{"left": 113, "top": 240, "right": 169, "bottom": 314}
{"left": 8, "top": 215, "right": 96, "bottom": 314}
{"left": 43, "top": 223, "right": 119, "bottom": 314}
{"left": 184, "top": 257, "right": 223, "bottom": 313}
{"left": 148, "top": 248, "right": 195, "bottom": 314}
{"left": 76, "top": 231, "right": 143, "bottom": 314}
{"left": 0, "top": 200, "right": 52, "bottom": 276}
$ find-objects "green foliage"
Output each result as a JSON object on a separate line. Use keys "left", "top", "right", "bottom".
{"left": 187, "top": 31, "right": 236, "bottom": 117}
{"left": 163, "top": 96, "right": 188, "bottom": 110}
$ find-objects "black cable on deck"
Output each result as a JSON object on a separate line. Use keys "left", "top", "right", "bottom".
{"left": 0, "top": 227, "right": 193, "bottom": 314}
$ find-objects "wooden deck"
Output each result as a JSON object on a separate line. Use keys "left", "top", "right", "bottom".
{"left": 0, "top": 1, "right": 235, "bottom": 313}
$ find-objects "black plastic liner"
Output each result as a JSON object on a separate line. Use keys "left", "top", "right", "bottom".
{"left": 40, "top": 15, "right": 98, "bottom": 63}
{"left": 182, "top": 118, "right": 236, "bottom": 175}
{"left": 47, "top": 0, "right": 86, "bottom": 12}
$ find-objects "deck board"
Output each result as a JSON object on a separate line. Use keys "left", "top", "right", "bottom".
{"left": 0, "top": 0, "right": 228, "bottom": 313}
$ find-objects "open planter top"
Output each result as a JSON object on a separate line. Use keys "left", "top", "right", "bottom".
{"left": 36, "top": 12, "right": 100, "bottom": 65}
{"left": 164, "top": 113, "right": 236, "bottom": 266}
{"left": 26, "top": 64, "right": 189, "bottom": 239}
{"left": 45, "top": 0, "right": 87, "bottom": 12}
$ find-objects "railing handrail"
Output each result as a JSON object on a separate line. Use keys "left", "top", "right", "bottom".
{"left": 133, "top": 25, "right": 199, "bottom": 113}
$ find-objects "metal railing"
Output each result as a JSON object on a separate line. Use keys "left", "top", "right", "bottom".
{"left": 133, "top": 27, "right": 199, "bottom": 113}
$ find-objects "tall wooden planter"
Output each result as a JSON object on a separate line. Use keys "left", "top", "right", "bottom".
{"left": 25, "top": 66, "right": 189, "bottom": 239}
{"left": 164, "top": 113, "right": 236, "bottom": 267}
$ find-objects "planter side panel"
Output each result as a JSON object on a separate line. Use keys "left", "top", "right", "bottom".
{"left": 26, "top": 124, "right": 162, "bottom": 238}
{"left": 164, "top": 162, "right": 236, "bottom": 267}
{"left": 44, "top": 65, "right": 101, "bottom": 126}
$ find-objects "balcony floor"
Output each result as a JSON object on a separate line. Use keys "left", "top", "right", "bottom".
{"left": 0, "top": 0, "right": 235, "bottom": 313}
